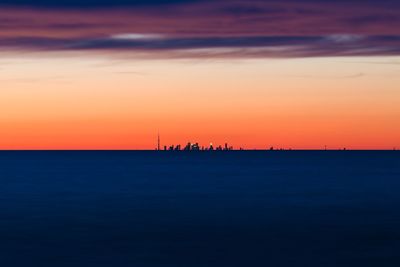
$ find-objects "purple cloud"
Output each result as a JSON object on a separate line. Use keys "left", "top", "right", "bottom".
{"left": 0, "top": 0, "right": 399, "bottom": 58}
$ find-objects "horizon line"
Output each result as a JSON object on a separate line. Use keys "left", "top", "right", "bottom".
{"left": 0, "top": 149, "right": 397, "bottom": 152}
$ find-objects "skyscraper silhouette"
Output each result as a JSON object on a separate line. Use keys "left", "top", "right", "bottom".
{"left": 157, "top": 132, "right": 160, "bottom": 151}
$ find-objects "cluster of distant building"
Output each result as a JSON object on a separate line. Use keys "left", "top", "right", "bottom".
{"left": 157, "top": 134, "right": 236, "bottom": 151}
{"left": 160, "top": 142, "right": 234, "bottom": 151}
{"left": 156, "top": 145, "right": 360, "bottom": 151}
{"left": 155, "top": 134, "right": 398, "bottom": 151}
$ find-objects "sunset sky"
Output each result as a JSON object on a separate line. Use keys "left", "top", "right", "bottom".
{"left": 0, "top": 0, "right": 399, "bottom": 150}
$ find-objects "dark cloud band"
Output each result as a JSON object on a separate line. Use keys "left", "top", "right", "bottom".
{"left": 0, "top": 0, "right": 399, "bottom": 58}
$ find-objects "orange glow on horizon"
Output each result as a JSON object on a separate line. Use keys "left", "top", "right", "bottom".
{"left": 0, "top": 56, "right": 399, "bottom": 150}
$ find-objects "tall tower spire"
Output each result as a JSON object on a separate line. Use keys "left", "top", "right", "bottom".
{"left": 157, "top": 132, "right": 160, "bottom": 151}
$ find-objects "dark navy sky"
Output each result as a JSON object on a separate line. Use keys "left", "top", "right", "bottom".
{"left": 0, "top": 0, "right": 197, "bottom": 7}
{"left": 1, "top": 0, "right": 399, "bottom": 8}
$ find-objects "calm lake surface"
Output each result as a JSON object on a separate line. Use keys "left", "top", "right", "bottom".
{"left": 0, "top": 151, "right": 399, "bottom": 267}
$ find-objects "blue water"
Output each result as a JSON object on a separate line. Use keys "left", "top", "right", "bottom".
{"left": 0, "top": 151, "right": 399, "bottom": 267}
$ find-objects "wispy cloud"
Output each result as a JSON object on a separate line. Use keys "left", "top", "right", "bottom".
{"left": 0, "top": 0, "right": 399, "bottom": 58}
{"left": 1, "top": 35, "right": 400, "bottom": 58}
{"left": 113, "top": 71, "right": 147, "bottom": 75}
{"left": 284, "top": 73, "right": 365, "bottom": 80}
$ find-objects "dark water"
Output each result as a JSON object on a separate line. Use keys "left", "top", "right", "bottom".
{"left": 0, "top": 151, "right": 399, "bottom": 267}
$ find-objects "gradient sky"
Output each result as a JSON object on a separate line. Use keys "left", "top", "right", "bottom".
{"left": 0, "top": 0, "right": 399, "bottom": 149}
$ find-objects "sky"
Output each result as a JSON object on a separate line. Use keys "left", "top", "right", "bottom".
{"left": 0, "top": 0, "right": 399, "bottom": 150}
